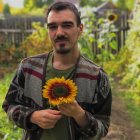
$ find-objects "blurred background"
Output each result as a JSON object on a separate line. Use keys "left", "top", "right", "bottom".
{"left": 0, "top": 0, "right": 140, "bottom": 140}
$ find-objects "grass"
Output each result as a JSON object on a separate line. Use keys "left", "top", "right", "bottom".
{"left": 114, "top": 88, "right": 140, "bottom": 129}
{"left": 127, "top": 100, "right": 140, "bottom": 129}
{"left": 0, "top": 73, "right": 22, "bottom": 140}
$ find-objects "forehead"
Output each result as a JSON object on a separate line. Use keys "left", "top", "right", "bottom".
{"left": 47, "top": 9, "right": 76, "bottom": 24}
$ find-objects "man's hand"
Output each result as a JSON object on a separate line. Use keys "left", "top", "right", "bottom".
{"left": 58, "top": 101, "right": 88, "bottom": 128}
{"left": 30, "top": 109, "right": 62, "bottom": 129}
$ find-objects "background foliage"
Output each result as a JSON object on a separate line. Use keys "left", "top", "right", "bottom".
{"left": 0, "top": 0, "right": 140, "bottom": 139}
{"left": 104, "top": 2, "right": 140, "bottom": 104}
{"left": 0, "top": 74, "right": 22, "bottom": 140}
{"left": 21, "top": 22, "right": 52, "bottom": 56}
{"left": 80, "top": 0, "right": 135, "bottom": 10}
{"left": 121, "top": 4, "right": 140, "bottom": 100}
{"left": 0, "top": 22, "right": 52, "bottom": 64}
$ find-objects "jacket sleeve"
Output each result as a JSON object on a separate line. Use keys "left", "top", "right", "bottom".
{"left": 2, "top": 61, "right": 38, "bottom": 131}
{"left": 75, "top": 70, "right": 112, "bottom": 139}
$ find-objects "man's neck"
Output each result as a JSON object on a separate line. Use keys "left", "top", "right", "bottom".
{"left": 52, "top": 50, "right": 80, "bottom": 70}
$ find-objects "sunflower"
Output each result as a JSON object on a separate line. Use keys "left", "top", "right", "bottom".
{"left": 108, "top": 13, "right": 118, "bottom": 23}
{"left": 42, "top": 77, "right": 78, "bottom": 106}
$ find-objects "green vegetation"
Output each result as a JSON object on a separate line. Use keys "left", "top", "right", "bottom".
{"left": 21, "top": 22, "right": 52, "bottom": 56}
{"left": 3, "top": 4, "right": 11, "bottom": 15}
{"left": 1, "top": 0, "right": 135, "bottom": 16}
{"left": 121, "top": 5, "right": 140, "bottom": 96}
{"left": 114, "top": 0, "right": 135, "bottom": 10}
{"left": 115, "top": 91, "right": 140, "bottom": 129}
{"left": 80, "top": 0, "right": 135, "bottom": 10}
{"left": 81, "top": 0, "right": 140, "bottom": 128}
{"left": 79, "top": 10, "right": 117, "bottom": 67}
{"left": 0, "top": 73, "right": 22, "bottom": 140}
{"left": 104, "top": 0, "right": 140, "bottom": 129}
{"left": 0, "top": 22, "right": 52, "bottom": 64}
{"left": 104, "top": 1, "right": 140, "bottom": 103}
{"left": 0, "top": 0, "right": 140, "bottom": 139}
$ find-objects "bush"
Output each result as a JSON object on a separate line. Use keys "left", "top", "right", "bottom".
{"left": 120, "top": 5, "right": 140, "bottom": 95}
{"left": 21, "top": 22, "right": 52, "bottom": 57}
{"left": 104, "top": 3, "right": 140, "bottom": 103}
{"left": 0, "top": 22, "right": 53, "bottom": 65}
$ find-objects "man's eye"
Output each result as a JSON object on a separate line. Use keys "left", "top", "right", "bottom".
{"left": 62, "top": 24, "right": 73, "bottom": 29}
{"left": 48, "top": 25, "right": 58, "bottom": 30}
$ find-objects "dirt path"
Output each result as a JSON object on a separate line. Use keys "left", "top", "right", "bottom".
{"left": 102, "top": 95, "right": 140, "bottom": 140}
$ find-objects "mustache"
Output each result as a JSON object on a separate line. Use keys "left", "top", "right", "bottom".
{"left": 54, "top": 36, "right": 69, "bottom": 42}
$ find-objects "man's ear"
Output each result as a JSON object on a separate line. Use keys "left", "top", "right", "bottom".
{"left": 79, "top": 23, "right": 83, "bottom": 36}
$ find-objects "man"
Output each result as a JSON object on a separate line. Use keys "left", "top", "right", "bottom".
{"left": 2, "top": 1, "right": 112, "bottom": 140}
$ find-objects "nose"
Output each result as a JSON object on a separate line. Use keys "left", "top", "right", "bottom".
{"left": 56, "top": 26, "right": 65, "bottom": 36}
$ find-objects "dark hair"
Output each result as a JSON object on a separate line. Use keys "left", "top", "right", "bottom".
{"left": 46, "top": 1, "right": 81, "bottom": 26}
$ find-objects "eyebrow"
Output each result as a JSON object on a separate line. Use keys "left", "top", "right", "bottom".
{"left": 62, "top": 21, "right": 74, "bottom": 25}
{"left": 47, "top": 22, "right": 56, "bottom": 27}
{"left": 47, "top": 21, "right": 74, "bottom": 27}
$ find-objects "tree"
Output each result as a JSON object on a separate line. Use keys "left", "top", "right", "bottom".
{"left": 24, "top": 0, "right": 54, "bottom": 9}
{"left": 80, "top": 0, "right": 107, "bottom": 7}
{"left": 24, "top": 0, "right": 34, "bottom": 10}
{"left": 79, "top": 0, "right": 135, "bottom": 10}
{"left": 35, "top": 0, "right": 55, "bottom": 8}
{"left": 114, "top": 0, "right": 135, "bottom": 10}
{"left": 3, "top": 4, "right": 11, "bottom": 15}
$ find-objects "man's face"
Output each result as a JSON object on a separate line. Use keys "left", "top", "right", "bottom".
{"left": 47, "top": 9, "right": 83, "bottom": 54}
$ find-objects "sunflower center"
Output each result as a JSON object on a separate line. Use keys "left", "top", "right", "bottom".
{"left": 52, "top": 83, "right": 69, "bottom": 97}
{"left": 108, "top": 14, "right": 115, "bottom": 21}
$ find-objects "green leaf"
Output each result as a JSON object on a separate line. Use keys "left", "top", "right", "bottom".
{"left": 109, "top": 40, "right": 117, "bottom": 50}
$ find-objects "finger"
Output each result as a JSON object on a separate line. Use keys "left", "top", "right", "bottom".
{"left": 46, "top": 109, "right": 62, "bottom": 115}
{"left": 42, "top": 110, "right": 62, "bottom": 120}
{"left": 47, "top": 113, "right": 62, "bottom": 121}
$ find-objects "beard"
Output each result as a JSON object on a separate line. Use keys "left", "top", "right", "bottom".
{"left": 53, "top": 35, "right": 71, "bottom": 54}
{"left": 55, "top": 44, "right": 71, "bottom": 54}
